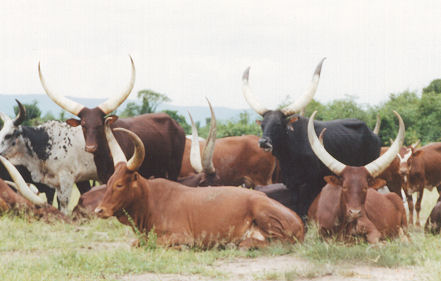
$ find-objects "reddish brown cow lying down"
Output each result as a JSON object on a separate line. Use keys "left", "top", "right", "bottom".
{"left": 307, "top": 111, "right": 408, "bottom": 244}
{"left": 95, "top": 119, "right": 304, "bottom": 249}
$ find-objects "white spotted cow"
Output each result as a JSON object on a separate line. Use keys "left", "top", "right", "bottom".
{"left": 0, "top": 100, "right": 98, "bottom": 214}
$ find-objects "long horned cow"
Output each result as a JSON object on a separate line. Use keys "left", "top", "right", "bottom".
{"left": 242, "top": 58, "right": 381, "bottom": 218}
{"left": 0, "top": 100, "right": 98, "bottom": 214}
{"left": 307, "top": 111, "right": 408, "bottom": 243}
{"left": 38, "top": 57, "right": 186, "bottom": 183}
{"left": 94, "top": 119, "right": 304, "bottom": 249}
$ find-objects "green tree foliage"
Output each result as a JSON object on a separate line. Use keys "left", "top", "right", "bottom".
{"left": 120, "top": 89, "right": 172, "bottom": 117}
{"left": 13, "top": 100, "right": 41, "bottom": 126}
{"left": 423, "top": 79, "right": 441, "bottom": 95}
{"left": 162, "top": 110, "right": 191, "bottom": 135}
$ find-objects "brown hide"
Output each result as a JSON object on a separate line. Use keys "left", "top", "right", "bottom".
{"left": 179, "top": 135, "right": 276, "bottom": 187}
{"left": 400, "top": 143, "right": 441, "bottom": 226}
{"left": 0, "top": 179, "right": 67, "bottom": 221}
{"left": 77, "top": 111, "right": 185, "bottom": 183}
{"left": 425, "top": 199, "right": 441, "bottom": 234}
{"left": 72, "top": 185, "right": 106, "bottom": 218}
{"left": 308, "top": 184, "right": 407, "bottom": 243}
{"left": 97, "top": 163, "right": 304, "bottom": 248}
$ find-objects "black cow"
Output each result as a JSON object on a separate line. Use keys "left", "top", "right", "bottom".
{"left": 242, "top": 59, "right": 381, "bottom": 218}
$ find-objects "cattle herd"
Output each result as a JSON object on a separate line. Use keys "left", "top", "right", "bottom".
{"left": 1, "top": 57, "right": 441, "bottom": 250}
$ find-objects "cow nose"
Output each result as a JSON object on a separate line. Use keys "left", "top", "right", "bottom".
{"left": 85, "top": 145, "right": 97, "bottom": 153}
{"left": 258, "top": 138, "right": 273, "bottom": 151}
{"left": 348, "top": 209, "right": 361, "bottom": 218}
{"left": 94, "top": 207, "right": 103, "bottom": 214}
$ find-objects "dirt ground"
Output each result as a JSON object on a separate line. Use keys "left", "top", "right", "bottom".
{"left": 121, "top": 254, "right": 420, "bottom": 281}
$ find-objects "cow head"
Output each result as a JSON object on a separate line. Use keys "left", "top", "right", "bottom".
{"left": 242, "top": 58, "right": 325, "bottom": 153}
{"left": 95, "top": 118, "right": 144, "bottom": 218}
{"left": 397, "top": 140, "right": 422, "bottom": 193}
{"left": 38, "top": 56, "right": 136, "bottom": 153}
{"left": 0, "top": 100, "right": 27, "bottom": 160}
{"left": 308, "top": 110, "right": 404, "bottom": 221}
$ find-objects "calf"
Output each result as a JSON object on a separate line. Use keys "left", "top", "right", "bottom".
{"left": 95, "top": 120, "right": 304, "bottom": 248}
{"left": 398, "top": 142, "right": 441, "bottom": 226}
{"left": 0, "top": 101, "right": 98, "bottom": 214}
{"left": 179, "top": 100, "right": 276, "bottom": 187}
{"left": 425, "top": 198, "right": 441, "bottom": 234}
{"left": 72, "top": 184, "right": 106, "bottom": 219}
{"left": 307, "top": 111, "right": 407, "bottom": 243}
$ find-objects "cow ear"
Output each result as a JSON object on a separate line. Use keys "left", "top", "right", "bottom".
{"left": 255, "top": 120, "right": 262, "bottom": 126}
{"left": 286, "top": 116, "right": 299, "bottom": 131}
{"left": 66, "top": 118, "right": 81, "bottom": 127}
{"left": 412, "top": 150, "right": 423, "bottom": 157}
{"left": 106, "top": 115, "right": 119, "bottom": 125}
{"left": 368, "top": 178, "right": 386, "bottom": 190}
{"left": 324, "top": 175, "right": 342, "bottom": 187}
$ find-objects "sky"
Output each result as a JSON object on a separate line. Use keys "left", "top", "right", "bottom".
{"left": 1, "top": 0, "right": 441, "bottom": 111}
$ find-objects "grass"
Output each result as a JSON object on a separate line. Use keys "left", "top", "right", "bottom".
{"left": 0, "top": 187, "right": 440, "bottom": 280}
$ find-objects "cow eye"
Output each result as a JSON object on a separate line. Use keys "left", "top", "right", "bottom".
{"left": 4, "top": 134, "right": 12, "bottom": 140}
{"left": 116, "top": 182, "right": 124, "bottom": 188}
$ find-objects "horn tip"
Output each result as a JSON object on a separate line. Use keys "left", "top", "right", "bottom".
{"left": 315, "top": 58, "right": 326, "bottom": 76}
{"left": 242, "top": 67, "right": 251, "bottom": 82}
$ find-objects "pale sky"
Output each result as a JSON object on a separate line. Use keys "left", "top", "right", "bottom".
{"left": 1, "top": 0, "right": 441, "bottom": 110}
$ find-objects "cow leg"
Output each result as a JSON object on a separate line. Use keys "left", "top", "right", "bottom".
{"left": 406, "top": 193, "right": 414, "bottom": 225}
{"left": 57, "top": 176, "right": 75, "bottom": 215}
{"left": 415, "top": 189, "right": 424, "bottom": 227}
{"left": 437, "top": 184, "right": 441, "bottom": 202}
{"left": 356, "top": 216, "right": 381, "bottom": 244}
{"left": 76, "top": 181, "right": 92, "bottom": 194}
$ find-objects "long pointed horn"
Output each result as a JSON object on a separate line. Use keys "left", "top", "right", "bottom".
{"left": 13, "top": 99, "right": 26, "bottom": 126}
{"left": 281, "top": 58, "right": 326, "bottom": 116}
{"left": 98, "top": 56, "right": 136, "bottom": 114}
{"left": 0, "top": 112, "right": 11, "bottom": 124}
{"left": 308, "top": 111, "right": 346, "bottom": 176}
{"left": 113, "top": 128, "right": 145, "bottom": 172}
{"left": 242, "top": 67, "right": 269, "bottom": 116}
{"left": 104, "top": 118, "right": 127, "bottom": 166}
{"left": 0, "top": 156, "right": 46, "bottom": 205}
{"left": 4, "top": 181, "right": 39, "bottom": 195}
{"left": 202, "top": 98, "right": 216, "bottom": 174}
{"left": 188, "top": 112, "right": 203, "bottom": 173}
{"left": 411, "top": 139, "right": 420, "bottom": 149}
{"left": 373, "top": 114, "right": 381, "bottom": 135}
{"left": 38, "top": 62, "right": 85, "bottom": 116}
{"left": 365, "top": 111, "right": 405, "bottom": 178}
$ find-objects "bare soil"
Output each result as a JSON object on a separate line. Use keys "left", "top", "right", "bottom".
{"left": 121, "top": 254, "right": 420, "bottom": 281}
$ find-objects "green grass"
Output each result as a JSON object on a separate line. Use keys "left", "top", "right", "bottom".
{"left": 0, "top": 187, "right": 440, "bottom": 280}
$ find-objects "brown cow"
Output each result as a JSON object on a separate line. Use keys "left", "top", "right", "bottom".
{"left": 179, "top": 100, "right": 277, "bottom": 187}
{"left": 38, "top": 57, "right": 186, "bottom": 183}
{"left": 425, "top": 198, "right": 441, "bottom": 234}
{"left": 307, "top": 111, "right": 407, "bottom": 243}
{"left": 72, "top": 184, "right": 107, "bottom": 219}
{"left": 398, "top": 142, "right": 441, "bottom": 226}
{"left": 95, "top": 119, "right": 304, "bottom": 249}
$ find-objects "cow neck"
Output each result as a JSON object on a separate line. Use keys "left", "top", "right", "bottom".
{"left": 118, "top": 178, "right": 154, "bottom": 234}
{"left": 94, "top": 129, "right": 115, "bottom": 183}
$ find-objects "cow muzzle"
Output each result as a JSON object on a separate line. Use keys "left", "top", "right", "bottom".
{"left": 85, "top": 145, "right": 97, "bottom": 153}
{"left": 94, "top": 206, "right": 112, "bottom": 218}
{"left": 258, "top": 137, "right": 273, "bottom": 152}
{"left": 346, "top": 209, "right": 362, "bottom": 221}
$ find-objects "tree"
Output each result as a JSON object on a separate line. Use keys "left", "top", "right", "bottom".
{"left": 162, "top": 110, "right": 191, "bottom": 135}
{"left": 120, "top": 102, "right": 140, "bottom": 117}
{"left": 423, "top": 79, "right": 441, "bottom": 95}
{"left": 138, "top": 89, "right": 171, "bottom": 114}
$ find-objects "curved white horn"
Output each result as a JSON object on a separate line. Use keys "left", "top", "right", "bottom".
{"left": 13, "top": 100, "right": 26, "bottom": 126}
{"left": 242, "top": 67, "right": 269, "bottom": 116}
{"left": 104, "top": 118, "right": 127, "bottom": 166}
{"left": 113, "top": 128, "right": 145, "bottom": 172}
{"left": 98, "top": 56, "right": 136, "bottom": 114}
{"left": 188, "top": 112, "right": 203, "bottom": 173}
{"left": 411, "top": 139, "right": 420, "bottom": 149}
{"left": 365, "top": 111, "right": 405, "bottom": 178}
{"left": 0, "top": 112, "right": 11, "bottom": 124}
{"left": 0, "top": 156, "right": 46, "bottom": 205}
{"left": 308, "top": 111, "right": 346, "bottom": 176}
{"left": 38, "top": 62, "right": 84, "bottom": 116}
{"left": 373, "top": 114, "right": 381, "bottom": 135}
{"left": 281, "top": 58, "right": 326, "bottom": 116}
{"left": 202, "top": 98, "right": 216, "bottom": 174}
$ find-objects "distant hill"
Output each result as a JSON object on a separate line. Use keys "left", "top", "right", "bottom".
{"left": 0, "top": 94, "right": 259, "bottom": 125}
